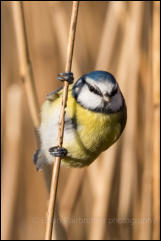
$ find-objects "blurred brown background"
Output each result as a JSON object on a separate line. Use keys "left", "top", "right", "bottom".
{"left": 1, "top": 1, "right": 160, "bottom": 240}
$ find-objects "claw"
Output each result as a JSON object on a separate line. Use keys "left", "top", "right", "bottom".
{"left": 49, "top": 146, "right": 68, "bottom": 157}
{"left": 56, "top": 72, "right": 74, "bottom": 84}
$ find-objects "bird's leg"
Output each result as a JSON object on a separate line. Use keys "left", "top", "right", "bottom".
{"left": 56, "top": 72, "right": 74, "bottom": 84}
{"left": 49, "top": 146, "right": 68, "bottom": 158}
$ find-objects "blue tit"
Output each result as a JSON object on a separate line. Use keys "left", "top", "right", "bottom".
{"left": 33, "top": 71, "right": 127, "bottom": 170}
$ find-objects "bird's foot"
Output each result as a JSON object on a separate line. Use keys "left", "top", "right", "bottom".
{"left": 49, "top": 146, "right": 68, "bottom": 157}
{"left": 56, "top": 72, "right": 74, "bottom": 84}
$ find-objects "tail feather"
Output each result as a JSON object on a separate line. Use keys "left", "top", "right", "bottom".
{"left": 33, "top": 149, "right": 47, "bottom": 170}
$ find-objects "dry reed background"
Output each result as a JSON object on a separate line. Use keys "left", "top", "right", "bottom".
{"left": 1, "top": 1, "right": 160, "bottom": 240}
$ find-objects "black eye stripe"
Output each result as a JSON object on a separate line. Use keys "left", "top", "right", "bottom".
{"left": 87, "top": 84, "right": 102, "bottom": 96}
{"left": 108, "top": 86, "right": 118, "bottom": 97}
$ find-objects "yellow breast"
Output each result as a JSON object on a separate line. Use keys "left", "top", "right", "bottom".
{"left": 66, "top": 90, "right": 122, "bottom": 153}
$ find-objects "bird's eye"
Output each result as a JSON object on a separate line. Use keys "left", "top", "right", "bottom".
{"left": 88, "top": 85, "right": 102, "bottom": 96}
{"left": 89, "top": 85, "right": 95, "bottom": 92}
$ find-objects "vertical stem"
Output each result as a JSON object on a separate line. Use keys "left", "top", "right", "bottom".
{"left": 152, "top": 2, "right": 160, "bottom": 240}
{"left": 12, "top": 1, "right": 40, "bottom": 129}
{"left": 45, "top": 2, "right": 79, "bottom": 240}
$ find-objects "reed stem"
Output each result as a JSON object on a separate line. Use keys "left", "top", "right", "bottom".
{"left": 45, "top": 2, "right": 79, "bottom": 240}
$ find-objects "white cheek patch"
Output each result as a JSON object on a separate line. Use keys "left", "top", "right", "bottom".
{"left": 77, "top": 85, "right": 103, "bottom": 109}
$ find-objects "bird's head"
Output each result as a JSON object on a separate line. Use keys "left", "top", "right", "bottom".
{"left": 72, "top": 70, "right": 125, "bottom": 114}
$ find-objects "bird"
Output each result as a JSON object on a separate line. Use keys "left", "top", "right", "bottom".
{"left": 33, "top": 70, "right": 127, "bottom": 170}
